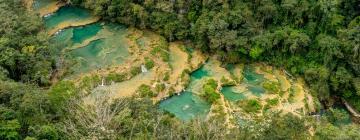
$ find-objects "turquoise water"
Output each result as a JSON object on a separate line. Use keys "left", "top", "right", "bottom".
{"left": 221, "top": 87, "right": 246, "bottom": 102}
{"left": 44, "top": 6, "right": 93, "bottom": 30}
{"left": 51, "top": 28, "right": 73, "bottom": 51}
{"left": 243, "top": 66, "right": 264, "bottom": 85}
{"left": 70, "top": 39, "right": 105, "bottom": 73}
{"left": 72, "top": 23, "right": 102, "bottom": 44}
{"left": 48, "top": 14, "right": 130, "bottom": 74}
{"left": 243, "top": 66, "right": 266, "bottom": 97}
{"left": 220, "top": 65, "right": 266, "bottom": 100}
{"left": 191, "top": 66, "right": 209, "bottom": 80}
{"left": 67, "top": 23, "right": 130, "bottom": 74}
{"left": 161, "top": 63, "right": 267, "bottom": 120}
{"left": 247, "top": 86, "right": 265, "bottom": 97}
{"left": 159, "top": 91, "right": 211, "bottom": 121}
{"left": 159, "top": 64, "right": 212, "bottom": 120}
{"left": 50, "top": 23, "right": 101, "bottom": 53}
{"left": 51, "top": 23, "right": 101, "bottom": 47}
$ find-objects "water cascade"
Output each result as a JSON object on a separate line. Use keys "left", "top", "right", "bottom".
{"left": 141, "top": 64, "right": 148, "bottom": 73}
{"left": 101, "top": 78, "right": 105, "bottom": 86}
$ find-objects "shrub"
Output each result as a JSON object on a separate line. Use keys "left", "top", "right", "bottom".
{"left": 145, "top": 58, "right": 155, "bottom": 69}
{"left": 266, "top": 98, "right": 279, "bottom": 106}
{"left": 156, "top": 83, "right": 166, "bottom": 92}
{"left": 150, "top": 38, "right": 169, "bottom": 62}
{"left": 130, "top": 66, "right": 141, "bottom": 76}
{"left": 163, "top": 72, "right": 170, "bottom": 81}
{"left": 221, "top": 76, "right": 236, "bottom": 86}
{"left": 105, "top": 73, "right": 126, "bottom": 83}
{"left": 327, "top": 108, "right": 350, "bottom": 124}
{"left": 203, "top": 79, "right": 220, "bottom": 103}
{"left": 241, "top": 99, "right": 262, "bottom": 113}
{"left": 262, "top": 81, "right": 280, "bottom": 94}
{"left": 137, "top": 84, "right": 156, "bottom": 97}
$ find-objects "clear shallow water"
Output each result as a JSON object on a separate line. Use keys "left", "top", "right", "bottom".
{"left": 159, "top": 91, "right": 210, "bottom": 121}
{"left": 159, "top": 64, "right": 213, "bottom": 120}
{"left": 72, "top": 23, "right": 102, "bottom": 44}
{"left": 64, "top": 23, "right": 130, "bottom": 74}
{"left": 221, "top": 87, "right": 246, "bottom": 102}
{"left": 243, "top": 66, "right": 264, "bottom": 85}
{"left": 51, "top": 23, "right": 102, "bottom": 49}
{"left": 161, "top": 63, "right": 268, "bottom": 120}
{"left": 44, "top": 6, "right": 93, "bottom": 30}
{"left": 41, "top": 0, "right": 273, "bottom": 121}
{"left": 51, "top": 28, "right": 73, "bottom": 51}
{"left": 44, "top": 4, "right": 130, "bottom": 75}
{"left": 191, "top": 65, "right": 210, "bottom": 80}
{"left": 69, "top": 39, "right": 105, "bottom": 73}
{"left": 247, "top": 86, "right": 265, "bottom": 97}
{"left": 219, "top": 65, "right": 266, "bottom": 102}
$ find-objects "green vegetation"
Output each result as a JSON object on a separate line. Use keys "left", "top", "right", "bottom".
{"left": 264, "top": 98, "right": 279, "bottom": 111}
{"left": 150, "top": 38, "right": 169, "bottom": 62}
{"left": 202, "top": 79, "right": 220, "bottom": 103}
{"left": 1, "top": 0, "right": 360, "bottom": 139}
{"left": 105, "top": 73, "right": 127, "bottom": 83}
{"left": 144, "top": 57, "right": 155, "bottom": 69}
{"left": 0, "top": 0, "right": 54, "bottom": 86}
{"left": 137, "top": 84, "right": 156, "bottom": 97}
{"left": 327, "top": 108, "right": 351, "bottom": 125}
{"left": 130, "top": 66, "right": 141, "bottom": 76}
{"left": 69, "top": 0, "right": 360, "bottom": 111}
{"left": 163, "top": 72, "right": 170, "bottom": 81}
{"left": 240, "top": 99, "right": 262, "bottom": 113}
{"left": 220, "top": 76, "right": 236, "bottom": 86}
{"left": 267, "top": 98, "right": 280, "bottom": 106}
{"left": 263, "top": 81, "right": 281, "bottom": 94}
{"left": 155, "top": 83, "right": 166, "bottom": 93}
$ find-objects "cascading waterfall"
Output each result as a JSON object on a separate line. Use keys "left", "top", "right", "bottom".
{"left": 141, "top": 64, "right": 148, "bottom": 73}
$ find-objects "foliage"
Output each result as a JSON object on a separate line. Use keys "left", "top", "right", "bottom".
{"left": 240, "top": 99, "right": 262, "bottom": 113}
{"left": 2, "top": 0, "right": 360, "bottom": 139}
{"left": 326, "top": 108, "right": 350, "bottom": 125}
{"left": 202, "top": 79, "right": 220, "bottom": 103}
{"left": 155, "top": 83, "right": 165, "bottom": 93}
{"left": 150, "top": 38, "right": 169, "bottom": 62}
{"left": 220, "top": 76, "right": 236, "bottom": 86}
{"left": 144, "top": 57, "right": 155, "bottom": 69}
{"left": 137, "top": 84, "right": 156, "bottom": 97}
{"left": 0, "top": 0, "right": 54, "bottom": 86}
{"left": 130, "top": 66, "right": 141, "bottom": 76}
{"left": 262, "top": 81, "right": 280, "bottom": 94}
{"left": 67, "top": 0, "right": 360, "bottom": 110}
{"left": 267, "top": 98, "right": 279, "bottom": 106}
{"left": 105, "top": 72, "right": 126, "bottom": 83}
{"left": 315, "top": 123, "right": 360, "bottom": 140}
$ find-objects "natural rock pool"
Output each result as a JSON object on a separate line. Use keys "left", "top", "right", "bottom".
{"left": 35, "top": 0, "right": 314, "bottom": 121}
{"left": 159, "top": 91, "right": 210, "bottom": 121}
